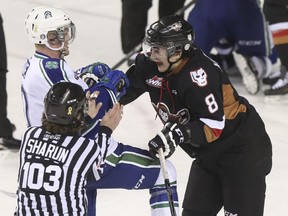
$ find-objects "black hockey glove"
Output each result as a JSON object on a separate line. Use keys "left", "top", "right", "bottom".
{"left": 96, "top": 70, "right": 130, "bottom": 101}
{"left": 148, "top": 122, "right": 189, "bottom": 159}
{"left": 76, "top": 62, "right": 111, "bottom": 88}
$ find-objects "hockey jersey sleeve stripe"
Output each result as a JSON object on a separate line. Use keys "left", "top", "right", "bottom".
{"left": 199, "top": 115, "right": 225, "bottom": 130}
{"left": 60, "top": 60, "right": 71, "bottom": 82}
{"left": 39, "top": 59, "right": 54, "bottom": 87}
{"left": 199, "top": 116, "right": 225, "bottom": 142}
{"left": 21, "top": 85, "right": 32, "bottom": 127}
{"left": 106, "top": 88, "right": 118, "bottom": 104}
{"left": 105, "top": 151, "right": 160, "bottom": 168}
{"left": 270, "top": 22, "right": 288, "bottom": 32}
{"left": 273, "top": 32, "right": 288, "bottom": 45}
{"left": 81, "top": 119, "right": 100, "bottom": 137}
{"left": 273, "top": 29, "right": 288, "bottom": 37}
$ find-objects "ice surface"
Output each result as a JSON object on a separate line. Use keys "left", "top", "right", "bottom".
{"left": 0, "top": 0, "right": 287, "bottom": 215}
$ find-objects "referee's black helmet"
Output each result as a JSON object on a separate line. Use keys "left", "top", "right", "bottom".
{"left": 44, "top": 82, "right": 86, "bottom": 126}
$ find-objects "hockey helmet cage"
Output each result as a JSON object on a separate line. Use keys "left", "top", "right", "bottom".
{"left": 143, "top": 15, "right": 195, "bottom": 57}
{"left": 44, "top": 82, "right": 86, "bottom": 126}
{"left": 25, "top": 6, "right": 75, "bottom": 45}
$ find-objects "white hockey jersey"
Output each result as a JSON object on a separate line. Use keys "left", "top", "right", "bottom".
{"left": 21, "top": 52, "right": 88, "bottom": 127}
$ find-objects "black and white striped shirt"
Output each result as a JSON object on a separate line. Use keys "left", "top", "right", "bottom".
{"left": 16, "top": 126, "right": 113, "bottom": 216}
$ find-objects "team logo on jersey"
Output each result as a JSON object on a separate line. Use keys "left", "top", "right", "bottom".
{"left": 45, "top": 61, "right": 59, "bottom": 69}
{"left": 152, "top": 102, "right": 190, "bottom": 124}
{"left": 44, "top": 11, "right": 53, "bottom": 19}
{"left": 146, "top": 76, "right": 163, "bottom": 88}
{"left": 190, "top": 68, "right": 208, "bottom": 87}
{"left": 134, "top": 175, "right": 146, "bottom": 189}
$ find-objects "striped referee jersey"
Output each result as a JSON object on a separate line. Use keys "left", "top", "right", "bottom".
{"left": 16, "top": 126, "right": 113, "bottom": 215}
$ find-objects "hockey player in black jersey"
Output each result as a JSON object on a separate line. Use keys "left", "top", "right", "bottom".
{"left": 16, "top": 82, "right": 123, "bottom": 215}
{"left": 120, "top": 15, "right": 273, "bottom": 216}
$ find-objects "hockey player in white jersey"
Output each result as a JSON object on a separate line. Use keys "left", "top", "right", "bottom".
{"left": 22, "top": 6, "right": 88, "bottom": 126}
{"left": 16, "top": 82, "right": 123, "bottom": 215}
{"left": 22, "top": 6, "right": 180, "bottom": 216}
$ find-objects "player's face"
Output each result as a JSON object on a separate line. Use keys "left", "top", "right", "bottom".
{"left": 58, "top": 25, "right": 75, "bottom": 56}
{"left": 149, "top": 46, "right": 171, "bottom": 72}
{"left": 47, "top": 28, "right": 72, "bottom": 57}
{"left": 61, "top": 38, "right": 70, "bottom": 56}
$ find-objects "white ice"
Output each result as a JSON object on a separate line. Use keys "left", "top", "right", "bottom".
{"left": 0, "top": 0, "right": 287, "bottom": 215}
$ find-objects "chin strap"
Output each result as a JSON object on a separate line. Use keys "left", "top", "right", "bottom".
{"left": 164, "top": 63, "right": 173, "bottom": 73}
{"left": 165, "top": 54, "right": 183, "bottom": 74}
{"left": 60, "top": 47, "right": 69, "bottom": 59}
{"left": 45, "top": 42, "right": 67, "bottom": 59}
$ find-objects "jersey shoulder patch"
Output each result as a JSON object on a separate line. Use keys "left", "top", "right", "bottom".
{"left": 43, "top": 59, "right": 60, "bottom": 70}
{"left": 189, "top": 68, "right": 208, "bottom": 87}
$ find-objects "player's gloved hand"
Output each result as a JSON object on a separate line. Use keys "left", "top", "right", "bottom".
{"left": 148, "top": 122, "right": 189, "bottom": 159}
{"left": 76, "top": 62, "right": 111, "bottom": 87}
{"left": 96, "top": 70, "right": 130, "bottom": 101}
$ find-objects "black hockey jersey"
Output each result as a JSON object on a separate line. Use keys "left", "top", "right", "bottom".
{"left": 121, "top": 50, "right": 267, "bottom": 157}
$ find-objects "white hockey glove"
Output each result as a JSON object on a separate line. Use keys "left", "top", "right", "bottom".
{"left": 148, "top": 122, "right": 190, "bottom": 159}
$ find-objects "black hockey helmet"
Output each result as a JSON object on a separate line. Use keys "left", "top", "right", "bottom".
{"left": 44, "top": 82, "right": 86, "bottom": 126}
{"left": 143, "top": 15, "right": 195, "bottom": 57}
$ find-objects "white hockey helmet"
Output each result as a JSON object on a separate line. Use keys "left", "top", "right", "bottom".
{"left": 24, "top": 6, "right": 76, "bottom": 46}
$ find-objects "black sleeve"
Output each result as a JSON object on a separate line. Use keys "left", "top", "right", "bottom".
{"left": 119, "top": 56, "right": 148, "bottom": 105}
{"left": 98, "top": 126, "right": 112, "bottom": 136}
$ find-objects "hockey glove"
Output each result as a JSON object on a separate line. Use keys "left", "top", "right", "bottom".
{"left": 96, "top": 70, "right": 130, "bottom": 101}
{"left": 76, "top": 62, "right": 111, "bottom": 88}
{"left": 148, "top": 122, "right": 189, "bottom": 159}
